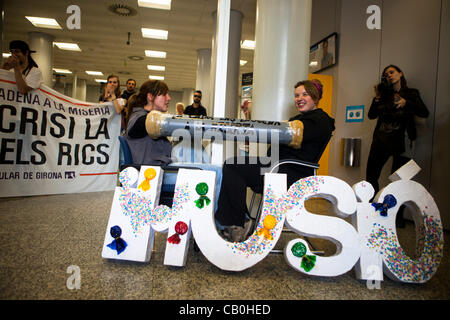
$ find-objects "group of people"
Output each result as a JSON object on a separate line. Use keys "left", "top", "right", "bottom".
{"left": 3, "top": 39, "right": 429, "bottom": 240}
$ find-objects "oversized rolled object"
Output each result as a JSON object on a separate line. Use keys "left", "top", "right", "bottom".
{"left": 145, "top": 110, "right": 304, "bottom": 148}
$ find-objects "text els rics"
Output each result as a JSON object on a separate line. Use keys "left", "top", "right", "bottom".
{"left": 0, "top": 89, "right": 113, "bottom": 166}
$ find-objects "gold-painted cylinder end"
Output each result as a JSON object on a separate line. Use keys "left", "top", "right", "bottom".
{"left": 145, "top": 110, "right": 164, "bottom": 139}
{"left": 288, "top": 120, "right": 304, "bottom": 149}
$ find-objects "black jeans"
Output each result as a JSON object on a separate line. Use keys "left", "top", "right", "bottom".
{"left": 365, "top": 144, "right": 410, "bottom": 195}
{"left": 215, "top": 156, "right": 313, "bottom": 227}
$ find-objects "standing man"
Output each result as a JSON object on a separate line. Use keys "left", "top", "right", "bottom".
{"left": 184, "top": 90, "right": 207, "bottom": 116}
{"left": 121, "top": 78, "right": 137, "bottom": 100}
{"left": 120, "top": 79, "right": 137, "bottom": 134}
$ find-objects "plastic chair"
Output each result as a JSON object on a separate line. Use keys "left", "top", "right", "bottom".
{"left": 118, "top": 135, "right": 133, "bottom": 167}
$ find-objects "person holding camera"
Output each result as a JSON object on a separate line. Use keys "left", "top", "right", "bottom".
{"left": 366, "top": 65, "right": 429, "bottom": 222}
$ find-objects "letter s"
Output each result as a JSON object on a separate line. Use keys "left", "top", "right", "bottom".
{"left": 284, "top": 176, "right": 360, "bottom": 277}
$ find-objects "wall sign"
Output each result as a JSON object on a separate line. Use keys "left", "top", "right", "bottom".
{"left": 346, "top": 105, "right": 364, "bottom": 122}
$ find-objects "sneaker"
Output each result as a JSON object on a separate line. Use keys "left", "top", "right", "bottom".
{"left": 218, "top": 220, "right": 254, "bottom": 242}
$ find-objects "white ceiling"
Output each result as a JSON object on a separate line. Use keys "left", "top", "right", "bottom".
{"left": 2, "top": 0, "right": 256, "bottom": 91}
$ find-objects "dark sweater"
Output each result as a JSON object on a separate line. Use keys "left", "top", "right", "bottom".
{"left": 368, "top": 87, "right": 428, "bottom": 154}
{"left": 269, "top": 108, "right": 335, "bottom": 185}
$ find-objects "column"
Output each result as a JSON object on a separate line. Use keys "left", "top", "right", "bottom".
{"left": 196, "top": 48, "right": 212, "bottom": 115}
{"left": 252, "top": 0, "right": 312, "bottom": 121}
{"left": 182, "top": 88, "right": 194, "bottom": 107}
{"left": 72, "top": 73, "right": 78, "bottom": 98}
{"left": 28, "top": 32, "right": 54, "bottom": 87}
{"left": 76, "top": 78, "right": 86, "bottom": 101}
{"left": 210, "top": 8, "right": 243, "bottom": 118}
{"left": 0, "top": 0, "right": 4, "bottom": 55}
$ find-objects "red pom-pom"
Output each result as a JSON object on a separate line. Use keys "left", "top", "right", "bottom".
{"left": 175, "top": 221, "right": 188, "bottom": 235}
{"left": 167, "top": 233, "right": 181, "bottom": 244}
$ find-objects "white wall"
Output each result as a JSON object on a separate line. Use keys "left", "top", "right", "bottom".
{"left": 311, "top": 0, "right": 449, "bottom": 228}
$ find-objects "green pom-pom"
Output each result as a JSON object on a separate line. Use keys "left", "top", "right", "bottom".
{"left": 291, "top": 242, "right": 307, "bottom": 258}
{"left": 301, "top": 255, "right": 316, "bottom": 272}
{"left": 195, "top": 183, "right": 208, "bottom": 196}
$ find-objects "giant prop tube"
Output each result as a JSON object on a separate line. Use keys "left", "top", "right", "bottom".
{"left": 145, "top": 110, "right": 304, "bottom": 148}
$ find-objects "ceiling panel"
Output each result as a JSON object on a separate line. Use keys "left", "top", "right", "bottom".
{"left": 2, "top": 0, "right": 256, "bottom": 91}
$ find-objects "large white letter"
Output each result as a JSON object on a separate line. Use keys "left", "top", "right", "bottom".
{"left": 284, "top": 176, "right": 360, "bottom": 277}
{"left": 355, "top": 161, "right": 444, "bottom": 283}
{"left": 192, "top": 173, "right": 287, "bottom": 271}
{"left": 102, "top": 166, "right": 165, "bottom": 262}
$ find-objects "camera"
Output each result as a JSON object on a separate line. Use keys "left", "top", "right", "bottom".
{"left": 377, "top": 76, "right": 393, "bottom": 97}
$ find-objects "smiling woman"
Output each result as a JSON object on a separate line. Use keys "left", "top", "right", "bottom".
{"left": 215, "top": 79, "right": 335, "bottom": 242}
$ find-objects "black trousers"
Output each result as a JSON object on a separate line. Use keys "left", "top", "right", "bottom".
{"left": 365, "top": 144, "right": 410, "bottom": 195}
{"left": 215, "top": 156, "right": 313, "bottom": 227}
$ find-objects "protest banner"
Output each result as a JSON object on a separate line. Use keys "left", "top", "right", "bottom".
{"left": 0, "top": 69, "right": 120, "bottom": 197}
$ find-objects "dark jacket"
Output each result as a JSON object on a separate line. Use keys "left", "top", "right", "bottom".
{"left": 125, "top": 108, "right": 173, "bottom": 165}
{"left": 270, "top": 108, "right": 335, "bottom": 185}
{"left": 184, "top": 104, "right": 207, "bottom": 116}
{"left": 368, "top": 87, "right": 428, "bottom": 154}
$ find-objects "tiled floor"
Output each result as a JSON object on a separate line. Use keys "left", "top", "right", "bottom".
{"left": 0, "top": 192, "right": 448, "bottom": 300}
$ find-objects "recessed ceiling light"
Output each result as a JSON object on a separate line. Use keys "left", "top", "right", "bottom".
{"left": 145, "top": 50, "right": 167, "bottom": 58}
{"left": 25, "top": 16, "right": 62, "bottom": 29}
{"left": 95, "top": 79, "right": 107, "bottom": 83}
{"left": 241, "top": 40, "right": 255, "bottom": 50}
{"left": 53, "top": 68, "right": 72, "bottom": 74}
{"left": 54, "top": 42, "right": 81, "bottom": 51}
{"left": 149, "top": 75, "right": 165, "bottom": 80}
{"left": 147, "top": 65, "right": 165, "bottom": 71}
{"left": 240, "top": 60, "right": 247, "bottom": 66}
{"left": 86, "top": 71, "right": 103, "bottom": 76}
{"left": 309, "top": 61, "right": 318, "bottom": 66}
{"left": 3, "top": 53, "right": 11, "bottom": 58}
{"left": 141, "top": 28, "right": 168, "bottom": 40}
{"left": 138, "top": 0, "right": 171, "bottom": 10}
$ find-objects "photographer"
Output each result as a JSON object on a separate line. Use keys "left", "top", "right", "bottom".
{"left": 366, "top": 65, "right": 429, "bottom": 224}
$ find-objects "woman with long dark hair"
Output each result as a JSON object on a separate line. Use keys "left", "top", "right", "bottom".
{"left": 366, "top": 65, "right": 429, "bottom": 197}
{"left": 125, "top": 79, "right": 172, "bottom": 165}
{"left": 1, "top": 40, "right": 42, "bottom": 94}
{"left": 99, "top": 75, "right": 127, "bottom": 130}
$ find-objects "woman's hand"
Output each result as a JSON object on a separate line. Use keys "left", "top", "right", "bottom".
{"left": 394, "top": 93, "right": 406, "bottom": 108}
{"left": 2, "top": 56, "right": 19, "bottom": 70}
{"left": 374, "top": 85, "right": 381, "bottom": 99}
{"left": 105, "top": 84, "right": 116, "bottom": 100}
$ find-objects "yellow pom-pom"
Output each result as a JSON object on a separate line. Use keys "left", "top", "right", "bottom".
{"left": 263, "top": 215, "right": 277, "bottom": 230}
{"left": 144, "top": 168, "right": 156, "bottom": 180}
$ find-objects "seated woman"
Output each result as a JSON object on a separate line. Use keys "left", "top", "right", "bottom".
{"left": 125, "top": 79, "right": 173, "bottom": 166}
{"left": 215, "top": 79, "right": 335, "bottom": 242}
{"left": 1, "top": 40, "right": 42, "bottom": 94}
{"left": 125, "top": 80, "right": 223, "bottom": 209}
